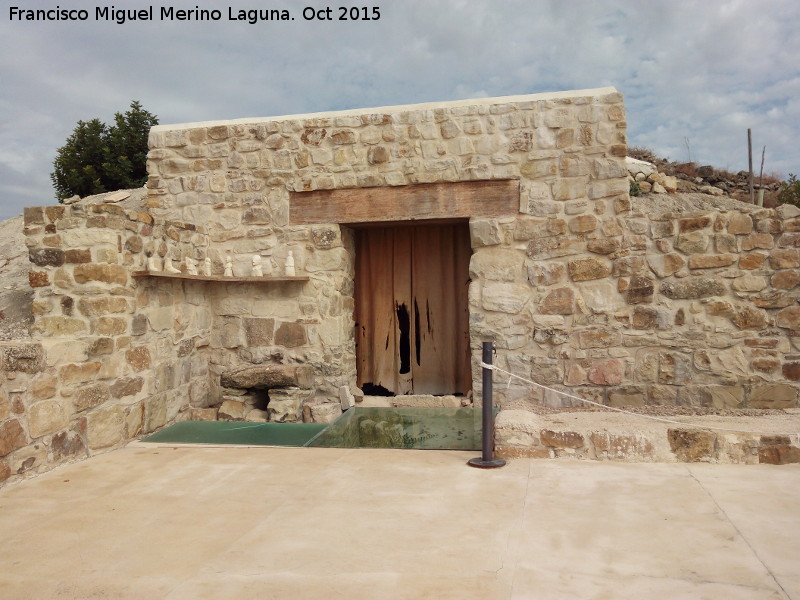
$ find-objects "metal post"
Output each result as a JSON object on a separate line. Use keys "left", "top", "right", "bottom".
{"left": 468, "top": 341, "right": 506, "bottom": 469}
{"left": 748, "top": 128, "right": 754, "bottom": 204}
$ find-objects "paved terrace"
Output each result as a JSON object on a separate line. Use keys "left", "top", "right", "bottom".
{"left": 0, "top": 444, "right": 797, "bottom": 599}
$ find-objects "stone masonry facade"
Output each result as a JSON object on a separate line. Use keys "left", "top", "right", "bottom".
{"left": 2, "top": 87, "right": 798, "bottom": 488}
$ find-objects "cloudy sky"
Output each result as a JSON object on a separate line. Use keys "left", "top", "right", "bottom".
{"left": 1, "top": 0, "right": 798, "bottom": 219}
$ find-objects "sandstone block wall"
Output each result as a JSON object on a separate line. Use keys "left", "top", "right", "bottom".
{"left": 144, "top": 88, "right": 629, "bottom": 411}
{"left": 1, "top": 203, "right": 215, "bottom": 488}
{"left": 469, "top": 203, "right": 800, "bottom": 410}
{"left": 6, "top": 87, "right": 798, "bottom": 487}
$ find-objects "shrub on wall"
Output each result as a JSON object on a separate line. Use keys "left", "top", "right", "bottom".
{"left": 51, "top": 101, "right": 158, "bottom": 200}
{"left": 777, "top": 173, "right": 800, "bottom": 207}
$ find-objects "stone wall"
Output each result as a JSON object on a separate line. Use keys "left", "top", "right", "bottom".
{"left": 144, "top": 88, "right": 629, "bottom": 410}
{"left": 5, "top": 87, "right": 798, "bottom": 487}
{"left": 472, "top": 202, "right": 800, "bottom": 410}
{"left": 1, "top": 203, "right": 215, "bottom": 488}
{"left": 142, "top": 86, "right": 797, "bottom": 413}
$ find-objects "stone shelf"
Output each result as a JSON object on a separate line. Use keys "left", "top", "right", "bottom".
{"left": 132, "top": 271, "right": 309, "bottom": 283}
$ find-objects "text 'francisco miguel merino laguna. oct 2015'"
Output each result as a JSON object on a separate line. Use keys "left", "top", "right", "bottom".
{"left": 8, "top": 5, "right": 382, "bottom": 24}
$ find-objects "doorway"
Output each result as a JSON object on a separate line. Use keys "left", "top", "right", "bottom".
{"left": 353, "top": 221, "right": 472, "bottom": 396}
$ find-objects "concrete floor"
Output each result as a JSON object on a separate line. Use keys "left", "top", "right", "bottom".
{"left": 0, "top": 444, "right": 797, "bottom": 600}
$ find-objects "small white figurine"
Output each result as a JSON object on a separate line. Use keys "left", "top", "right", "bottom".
{"left": 202, "top": 257, "right": 212, "bottom": 277}
{"left": 185, "top": 257, "right": 198, "bottom": 276}
{"left": 251, "top": 255, "right": 263, "bottom": 277}
{"left": 164, "top": 256, "right": 181, "bottom": 274}
{"left": 147, "top": 253, "right": 161, "bottom": 272}
{"left": 224, "top": 255, "right": 234, "bottom": 277}
{"left": 285, "top": 251, "right": 296, "bottom": 276}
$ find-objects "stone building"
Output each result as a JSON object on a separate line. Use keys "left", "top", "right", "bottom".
{"left": 2, "top": 86, "right": 799, "bottom": 486}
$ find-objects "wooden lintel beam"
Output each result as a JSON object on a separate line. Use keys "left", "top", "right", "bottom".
{"left": 289, "top": 180, "right": 519, "bottom": 225}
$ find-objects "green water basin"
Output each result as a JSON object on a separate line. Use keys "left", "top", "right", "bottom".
{"left": 143, "top": 407, "right": 482, "bottom": 450}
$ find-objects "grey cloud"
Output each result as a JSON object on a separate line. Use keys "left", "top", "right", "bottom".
{"left": 0, "top": 0, "right": 798, "bottom": 220}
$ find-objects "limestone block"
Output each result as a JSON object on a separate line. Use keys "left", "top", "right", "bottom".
{"left": 776, "top": 306, "right": 800, "bottom": 330}
{"left": 769, "top": 248, "right": 800, "bottom": 269}
{"left": 469, "top": 219, "right": 502, "bottom": 247}
{"left": 715, "top": 233, "right": 738, "bottom": 253}
{"left": 469, "top": 249, "right": 524, "bottom": 282}
{"left": 110, "top": 376, "right": 144, "bottom": 399}
{"left": 759, "top": 445, "right": 800, "bottom": 465}
{"left": 586, "top": 238, "right": 620, "bottom": 255}
{"left": 189, "top": 407, "right": 218, "bottom": 421}
{"left": 481, "top": 282, "right": 531, "bottom": 314}
{"left": 626, "top": 275, "right": 654, "bottom": 304}
{"left": 675, "top": 231, "right": 709, "bottom": 254}
{"left": 607, "top": 388, "right": 646, "bottom": 408}
{"left": 73, "top": 264, "right": 127, "bottom": 285}
{"left": 87, "top": 405, "right": 125, "bottom": 449}
{"left": 553, "top": 178, "right": 586, "bottom": 202}
{"left": 538, "top": 287, "right": 574, "bottom": 315}
{"left": 731, "top": 306, "right": 768, "bottom": 330}
{"left": 772, "top": 270, "right": 800, "bottom": 289}
{"left": 727, "top": 213, "right": 753, "bottom": 234}
{"left": 28, "top": 401, "right": 69, "bottom": 438}
{"left": 0, "top": 420, "right": 26, "bottom": 458}
{"left": 578, "top": 330, "right": 621, "bottom": 349}
{"left": 244, "top": 318, "right": 275, "bottom": 346}
{"left": 540, "top": 430, "right": 584, "bottom": 449}
{"left": 668, "top": 429, "right": 716, "bottom": 462}
{"left": 125, "top": 347, "right": 152, "bottom": 371}
{"left": 31, "top": 316, "right": 87, "bottom": 337}
{"left": 59, "top": 361, "right": 101, "bottom": 385}
{"left": 587, "top": 359, "right": 624, "bottom": 385}
{"left": 580, "top": 281, "right": 623, "bottom": 313}
{"left": 339, "top": 385, "right": 355, "bottom": 411}
{"left": 751, "top": 290, "right": 795, "bottom": 309}
{"left": 632, "top": 306, "right": 658, "bottom": 330}
{"left": 568, "top": 214, "right": 597, "bottom": 233}
{"left": 266, "top": 388, "right": 311, "bottom": 423}
{"left": 74, "top": 383, "right": 111, "bottom": 412}
{"left": 749, "top": 383, "right": 798, "bottom": 408}
{"left": 309, "top": 402, "right": 342, "bottom": 424}
{"left": 707, "top": 386, "right": 744, "bottom": 409}
{"left": 41, "top": 340, "right": 88, "bottom": 366}
{"left": 274, "top": 322, "right": 308, "bottom": 347}
{"left": 526, "top": 236, "right": 581, "bottom": 260}
{"left": 218, "top": 399, "right": 246, "bottom": 421}
{"left": 528, "top": 262, "right": 566, "bottom": 286}
{"left": 51, "top": 430, "right": 87, "bottom": 461}
{"left": 660, "top": 278, "right": 725, "bottom": 299}
{"left": 221, "top": 364, "right": 314, "bottom": 390}
{"left": 567, "top": 257, "right": 611, "bottom": 282}
{"left": 0, "top": 343, "right": 45, "bottom": 373}
{"left": 731, "top": 274, "right": 767, "bottom": 293}
{"left": 688, "top": 254, "right": 736, "bottom": 269}
{"left": 742, "top": 233, "right": 774, "bottom": 251}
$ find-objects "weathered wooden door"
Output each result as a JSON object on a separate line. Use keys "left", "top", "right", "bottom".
{"left": 354, "top": 223, "right": 471, "bottom": 396}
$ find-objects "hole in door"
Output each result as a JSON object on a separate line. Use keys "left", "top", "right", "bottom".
{"left": 354, "top": 221, "right": 471, "bottom": 396}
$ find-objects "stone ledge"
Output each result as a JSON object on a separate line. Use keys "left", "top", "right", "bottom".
{"left": 495, "top": 408, "right": 800, "bottom": 464}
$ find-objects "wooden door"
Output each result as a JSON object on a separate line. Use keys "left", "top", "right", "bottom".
{"left": 354, "top": 223, "right": 471, "bottom": 396}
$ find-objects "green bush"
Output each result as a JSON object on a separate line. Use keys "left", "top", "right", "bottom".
{"left": 51, "top": 101, "right": 158, "bottom": 200}
{"left": 630, "top": 179, "right": 641, "bottom": 197}
{"left": 777, "top": 173, "right": 800, "bottom": 207}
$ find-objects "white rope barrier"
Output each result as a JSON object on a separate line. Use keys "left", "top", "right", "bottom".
{"left": 479, "top": 361, "right": 799, "bottom": 437}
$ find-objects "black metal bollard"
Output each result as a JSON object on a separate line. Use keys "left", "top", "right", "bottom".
{"left": 468, "top": 341, "right": 506, "bottom": 469}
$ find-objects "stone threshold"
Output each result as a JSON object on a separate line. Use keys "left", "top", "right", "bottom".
{"left": 495, "top": 408, "right": 800, "bottom": 465}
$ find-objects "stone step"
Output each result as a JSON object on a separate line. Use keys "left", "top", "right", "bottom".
{"left": 495, "top": 409, "right": 800, "bottom": 465}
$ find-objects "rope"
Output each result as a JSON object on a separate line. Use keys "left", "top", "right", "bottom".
{"left": 479, "top": 361, "right": 799, "bottom": 437}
